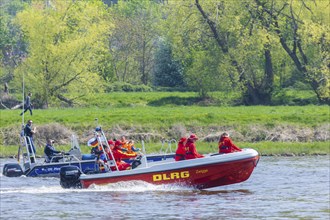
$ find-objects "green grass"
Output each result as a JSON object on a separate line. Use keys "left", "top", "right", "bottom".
{"left": 1, "top": 141, "right": 329, "bottom": 158}
{"left": 1, "top": 104, "right": 329, "bottom": 129}
{"left": 1, "top": 92, "right": 329, "bottom": 156}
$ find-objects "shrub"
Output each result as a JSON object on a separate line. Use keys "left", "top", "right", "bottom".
{"left": 105, "top": 82, "right": 153, "bottom": 92}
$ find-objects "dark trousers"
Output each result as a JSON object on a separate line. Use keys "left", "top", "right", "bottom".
{"left": 20, "top": 106, "right": 33, "bottom": 116}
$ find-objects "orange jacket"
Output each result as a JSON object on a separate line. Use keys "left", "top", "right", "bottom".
{"left": 122, "top": 142, "right": 138, "bottom": 156}
{"left": 218, "top": 137, "right": 242, "bottom": 153}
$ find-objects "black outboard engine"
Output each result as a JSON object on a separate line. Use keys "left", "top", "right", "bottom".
{"left": 2, "top": 163, "right": 23, "bottom": 177}
{"left": 60, "top": 166, "right": 82, "bottom": 189}
{"left": 131, "top": 155, "right": 142, "bottom": 169}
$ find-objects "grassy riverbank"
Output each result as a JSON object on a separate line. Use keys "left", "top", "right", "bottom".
{"left": 1, "top": 92, "right": 329, "bottom": 156}
{"left": 1, "top": 141, "right": 329, "bottom": 158}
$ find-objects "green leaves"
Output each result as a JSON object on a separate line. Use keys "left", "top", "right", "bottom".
{"left": 14, "top": 0, "right": 111, "bottom": 107}
{"left": 1, "top": 0, "right": 328, "bottom": 106}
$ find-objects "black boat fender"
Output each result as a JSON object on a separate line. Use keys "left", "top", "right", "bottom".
{"left": 60, "top": 165, "right": 82, "bottom": 189}
{"left": 2, "top": 163, "right": 24, "bottom": 177}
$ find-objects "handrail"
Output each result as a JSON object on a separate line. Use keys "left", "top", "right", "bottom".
{"left": 160, "top": 139, "right": 176, "bottom": 154}
{"left": 94, "top": 127, "right": 117, "bottom": 172}
{"left": 24, "top": 136, "right": 36, "bottom": 164}
{"left": 141, "top": 140, "right": 148, "bottom": 168}
{"left": 47, "top": 154, "right": 83, "bottom": 171}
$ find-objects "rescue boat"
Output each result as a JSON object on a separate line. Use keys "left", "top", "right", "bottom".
{"left": 2, "top": 128, "right": 175, "bottom": 178}
{"left": 59, "top": 148, "right": 259, "bottom": 189}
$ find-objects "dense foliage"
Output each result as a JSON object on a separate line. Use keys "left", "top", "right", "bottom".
{"left": 0, "top": 0, "right": 329, "bottom": 107}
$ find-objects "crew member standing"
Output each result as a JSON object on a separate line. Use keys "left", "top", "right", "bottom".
{"left": 218, "top": 132, "right": 242, "bottom": 154}
{"left": 185, "top": 134, "right": 204, "bottom": 160}
{"left": 24, "top": 119, "right": 37, "bottom": 163}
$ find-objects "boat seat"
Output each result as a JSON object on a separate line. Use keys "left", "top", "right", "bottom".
{"left": 44, "top": 154, "right": 51, "bottom": 163}
{"left": 82, "top": 154, "right": 97, "bottom": 160}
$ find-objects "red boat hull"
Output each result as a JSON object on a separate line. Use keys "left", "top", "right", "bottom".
{"left": 80, "top": 154, "right": 259, "bottom": 189}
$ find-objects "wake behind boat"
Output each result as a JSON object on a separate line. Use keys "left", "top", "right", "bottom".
{"left": 60, "top": 148, "right": 259, "bottom": 190}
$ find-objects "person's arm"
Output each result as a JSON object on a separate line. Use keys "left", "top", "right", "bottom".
{"left": 131, "top": 146, "right": 140, "bottom": 152}
{"left": 49, "top": 146, "right": 61, "bottom": 154}
{"left": 228, "top": 139, "right": 241, "bottom": 151}
{"left": 116, "top": 150, "right": 137, "bottom": 159}
{"left": 191, "top": 144, "right": 204, "bottom": 158}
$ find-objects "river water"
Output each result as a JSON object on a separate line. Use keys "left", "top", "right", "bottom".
{"left": 0, "top": 156, "right": 329, "bottom": 220}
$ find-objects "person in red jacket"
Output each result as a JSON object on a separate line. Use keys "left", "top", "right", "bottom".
{"left": 103, "top": 140, "right": 132, "bottom": 171}
{"left": 175, "top": 137, "right": 187, "bottom": 161}
{"left": 218, "top": 132, "right": 242, "bottom": 154}
{"left": 185, "top": 134, "right": 204, "bottom": 160}
{"left": 112, "top": 140, "right": 135, "bottom": 170}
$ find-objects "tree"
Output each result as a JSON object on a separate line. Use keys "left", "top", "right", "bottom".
{"left": 14, "top": 0, "right": 110, "bottom": 107}
{"left": 0, "top": 0, "right": 28, "bottom": 90}
{"left": 254, "top": 0, "right": 330, "bottom": 104}
{"left": 161, "top": 1, "right": 229, "bottom": 98}
{"left": 152, "top": 40, "right": 184, "bottom": 88}
{"left": 108, "top": 0, "right": 161, "bottom": 85}
{"left": 194, "top": 0, "right": 276, "bottom": 104}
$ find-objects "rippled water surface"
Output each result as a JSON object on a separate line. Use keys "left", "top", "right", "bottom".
{"left": 1, "top": 156, "right": 329, "bottom": 219}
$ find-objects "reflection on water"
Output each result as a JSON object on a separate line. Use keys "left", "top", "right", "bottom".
{"left": 1, "top": 156, "right": 329, "bottom": 219}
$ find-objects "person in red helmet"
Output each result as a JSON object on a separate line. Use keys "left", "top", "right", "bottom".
{"left": 107, "top": 140, "right": 115, "bottom": 150}
{"left": 108, "top": 140, "right": 136, "bottom": 171}
{"left": 185, "top": 134, "right": 204, "bottom": 160}
{"left": 175, "top": 137, "right": 187, "bottom": 161}
{"left": 102, "top": 144, "right": 130, "bottom": 171}
{"left": 113, "top": 140, "right": 136, "bottom": 159}
{"left": 218, "top": 132, "right": 242, "bottom": 154}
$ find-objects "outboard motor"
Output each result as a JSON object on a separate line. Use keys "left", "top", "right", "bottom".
{"left": 60, "top": 166, "right": 82, "bottom": 189}
{"left": 131, "top": 155, "right": 142, "bottom": 169}
{"left": 2, "top": 163, "right": 24, "bottom": 177}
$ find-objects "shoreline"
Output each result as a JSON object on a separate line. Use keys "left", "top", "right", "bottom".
{"left": 1, "top": 152, "right": 328, "bottom": 159}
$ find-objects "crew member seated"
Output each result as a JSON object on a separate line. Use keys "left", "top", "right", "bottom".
{"left": 120, "top": 136, "right": 140, "bottom": 155}
{"left": 185, "top": 134, "right": 204, "bottom": 160}
{"left": 218, "top": 132, "right": 242, "bottom": 154}
{"left": 104, "top": 141, "right": 131, "bottom": 171}
{"left": 44, "top": 139, "right": 64, "bottom": 163}
{"left": 175, "top": 137, "right": 187, "bottom": 161}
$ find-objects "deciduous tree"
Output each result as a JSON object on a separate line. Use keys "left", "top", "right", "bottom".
{"left": 14, "top": 0, "right": 110, "bottom": 107}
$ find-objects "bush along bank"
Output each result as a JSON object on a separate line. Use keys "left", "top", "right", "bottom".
{"left": 0, "top": 123, "right": 329, "bottom": 157}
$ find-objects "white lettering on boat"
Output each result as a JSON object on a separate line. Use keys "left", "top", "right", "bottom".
{"left": 152, "top": 171, "right": 190, "bottom": 182}
{"left": 65, "top": 170, "right": 79, "bottom": 175}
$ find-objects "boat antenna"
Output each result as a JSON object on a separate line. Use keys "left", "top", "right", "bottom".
{"left": 95, "top": 118, "right": 99, "bottom": 128}
{"left": 21, "top": 71, "right": 25, "bottom": 125}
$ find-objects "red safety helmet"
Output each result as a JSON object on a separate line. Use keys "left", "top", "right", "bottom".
{"left": 189, "top": 134, "right": 198, "bottom": 140}
{"left": 114, "top": 140, "right": 122, "bottom": 147}
{"left": 179, "top": 137, "right": 187, "bottom": 143}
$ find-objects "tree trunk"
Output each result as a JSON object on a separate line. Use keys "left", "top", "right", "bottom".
{"left": 243, "top": 46, "right": 274, "bottom": 105}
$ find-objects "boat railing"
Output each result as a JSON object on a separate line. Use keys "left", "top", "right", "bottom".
{"left": 95, "top": 127, "right": 118, "bottom": 172}
{"left": 47, "top": 153, "right": 81, "bottom": 164}
{"left": 45, "top": 154, "right": 88, "bottom": 171}
{"left": 159, "top": 139, "right": 176, "bottom": 155}
{"left": 141, "top": 140, "right": 148, "bottom": 168}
